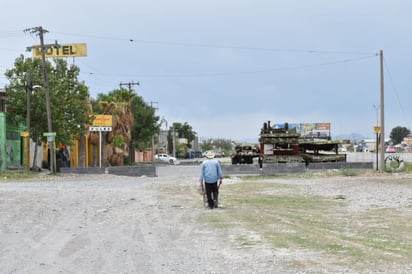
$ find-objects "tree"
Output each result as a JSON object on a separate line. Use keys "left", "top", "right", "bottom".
{"left": 200, "top": 138, "right": 234, "bottom": 156}
{"left": 93, "top": 88, "right": 135, "bottom": 166}
{"left": 92, "top": 88, "right": 160, "bottom": 164}
{"left": 389, "top": 126, "right": 410, "bottom": 145}
{"left": 167, "top": 122, "right": 196, "bottom": 156}
{"left": 131, "top": 96, "right": 160, "bottom": 151}
{"left": 5, "top": 55, "right": 91, "bottom": 169}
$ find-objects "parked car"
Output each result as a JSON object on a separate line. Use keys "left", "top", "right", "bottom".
{"left": 185, "top": 151, "right": 203, "bottom": 159}
{"left": 338, "top": 146, "right": 347, "bottom": 152}
{"left": 154, "top": 153, "right": 177, "bottom": 164}
{"left": 356, "top": 145, "right": 369, "bottom": 152}
{"left": 385, "top": 146, "right": 396, "bottom": 153}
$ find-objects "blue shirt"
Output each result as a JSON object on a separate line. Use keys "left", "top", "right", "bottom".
{"left": 199, "top": 158, "right": 223, "bottom": 183}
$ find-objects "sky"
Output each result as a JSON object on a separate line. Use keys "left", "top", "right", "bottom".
{"left": 1, "top": 0, "right": 412, "bottom": 142}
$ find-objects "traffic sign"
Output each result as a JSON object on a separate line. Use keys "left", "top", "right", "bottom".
{"left": 374, "top": 126, "right": 381, "bottom": 133}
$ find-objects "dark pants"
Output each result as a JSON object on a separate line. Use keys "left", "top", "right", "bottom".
{"left": 205, "top": 182, "right": 219, "bottom": 209}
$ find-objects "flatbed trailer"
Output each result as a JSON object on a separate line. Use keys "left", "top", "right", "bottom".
{"left": 231, "top": 143, "right": 261, "bottom": 164}
{"left": 299, "top": 139, "right": 347, "bottom": 162}
{"left": 259, "top": 121, "right": 347, "bottom": 164}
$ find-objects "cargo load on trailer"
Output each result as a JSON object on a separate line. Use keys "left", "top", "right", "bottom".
{"left": 231, "top": 143, "right": 261, "bottom": 164}
{"left": 259, "top": 121, "right": 347, "bottom": 164}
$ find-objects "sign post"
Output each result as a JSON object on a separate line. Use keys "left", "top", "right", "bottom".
{"left": 374, "top": 126, "right": 381, "bottom": 171}
{"left": 90, "top": 115, "right": 113, "bottom": 168}
{"left": 21, "top": 131, "right": 30, "bottom": 171}
{"left": 89, "top": 127, "right": 112, "bottom": 168}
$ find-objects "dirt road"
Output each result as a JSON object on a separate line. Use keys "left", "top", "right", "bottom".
{"left": 1, "top": 168, "right": 411, "bottom": 273}
{"left": 1, "top": 172, "right": 274, "bottom": 273}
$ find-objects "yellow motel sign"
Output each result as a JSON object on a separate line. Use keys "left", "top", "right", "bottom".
{"left": 92, "top": 115, "right": 113, "bottom": 127}
{"left": 32, "top": 43, "right": 87, "bottom": 58}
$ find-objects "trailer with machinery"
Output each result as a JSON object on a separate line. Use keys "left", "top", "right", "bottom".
{"left": 259, "top": 121, "right": 347, "bottom": 164}
{"left": 231, "top": 143, "right": 261, "bottom": 164}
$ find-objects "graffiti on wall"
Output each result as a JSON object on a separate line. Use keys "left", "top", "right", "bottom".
{"left": 0, "top": 142, "right": 3, "bottom": 169}
{"left": 6, "top": 130, "right": 21, "bottom": 167}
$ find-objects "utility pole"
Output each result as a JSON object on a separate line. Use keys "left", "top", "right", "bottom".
{"left": 120, "top": 81, "right": 140, "bottom": 91}
{"left": 373, "top": 104, "right": 380, "bottom": 171}
{"left": 172, "top": 126, "right": 176, "bottom": 158}
{"left": 24, "top": 26, "right": 56, "bottom": 173}
{"left": 148, "top": 101, "right": 159, "bottom": 160}
{"left": 120, "top": 81, "right": 139, "bottom": 163}
{"left": 25, "top": 73, "right": 32, "bottom": 171}
{"left": 379, "top": 50, "right": 385, "bottom": 172}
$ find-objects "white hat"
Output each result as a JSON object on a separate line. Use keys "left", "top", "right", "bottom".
{"left": 205, "top": 151, "right": 215, "bottom": 159}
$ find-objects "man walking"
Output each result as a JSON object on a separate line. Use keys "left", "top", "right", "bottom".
{"left": 199, "top": 151, "right": 223, "bottom": 209}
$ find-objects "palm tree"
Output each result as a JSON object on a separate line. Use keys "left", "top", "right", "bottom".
{"left": 96, "top": 89, "right": 135, "bottom": 166}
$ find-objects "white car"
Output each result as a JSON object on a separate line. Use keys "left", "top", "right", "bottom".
{"left": 154, "top": 153, "right": 177, "bottom": 164}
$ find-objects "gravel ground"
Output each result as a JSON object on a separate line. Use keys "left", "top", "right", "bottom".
{"left": 0, "top": 169, "right": 412, "bottom": 273}
{"left": 278, "top": 172, "right": 412, "bottom": 212}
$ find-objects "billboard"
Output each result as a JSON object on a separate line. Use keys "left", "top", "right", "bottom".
{"left": 92, "top": 115, "right": 112, "bottom": 127}
{"left": 287, "top": 123, "right": 331, "bottom": 139}
{"left": 32, "top": 43, "right": 87, "bottom": 58}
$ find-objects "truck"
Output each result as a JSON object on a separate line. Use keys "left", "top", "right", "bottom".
{"left": 231, "top": 143, "right": 261, "bottom": 164}
{"left": 259, "top": 121, "right": 347, "bottom": 164}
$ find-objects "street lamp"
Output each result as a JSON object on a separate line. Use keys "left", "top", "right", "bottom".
{"left": 25, "top": 77, "right": 42, "bottom": 171}
{"left": 24, "top": 74, "right": 32, "bottom": 171}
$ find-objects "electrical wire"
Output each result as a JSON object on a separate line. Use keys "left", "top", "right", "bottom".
{"left": 383, "top": 57, "right": 411, "bottom": 130}
{"left": 0, "top": 30, "right": 23, "bottom": 37}
{"left": 0, "top": 29, "right": 380, "bottom": 92}
{"left": 52, "top": 31, "right": 374, "bottom": 55}
{"left": 79, "top": 54, "right": 377, "bottom": 79}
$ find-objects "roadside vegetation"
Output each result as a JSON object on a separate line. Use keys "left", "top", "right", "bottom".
{"left": 0, "top": 170, "right": 46, "bottom": 180}
{"left": 403, "top": 161, "right": 412, "bottom": 172}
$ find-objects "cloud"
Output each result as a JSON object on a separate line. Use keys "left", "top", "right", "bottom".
{"left": 1, "top": 0, "right": 412, "bottom": 141}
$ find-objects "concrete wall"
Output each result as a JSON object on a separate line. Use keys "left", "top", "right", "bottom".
{"left": 60, "top": 165, "right": 157, "bottom": 177}
{"left": 307, "top": 162, "right": 373, "bottom": 170}
{"left": 223, "top": 162, "right": 373, "bottom": 176}
{"left": 59, "top": 161, "right": 373, "bottom": 178}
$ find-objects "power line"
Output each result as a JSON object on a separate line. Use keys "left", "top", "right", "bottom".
{"left": 383, "top": 57, "right": 410, "bottom": 130}
{"left": 0, "top": 29, "right": 369, "bottom": 56}
{"left": 0, "top": 30, "right": 24, "bottom": 38}
{"left": 52, "top": 31, "right": 374, "bottom": 55}
{"left": 81, "top": 55, "right": 377, "bottom": 79}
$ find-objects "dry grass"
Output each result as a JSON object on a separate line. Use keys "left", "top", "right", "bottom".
{"left": 162, "top": 175, "right": 412, "bottom": 272}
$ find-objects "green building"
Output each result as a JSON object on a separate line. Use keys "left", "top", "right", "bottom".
{"left": 0, "top": 91, "right": 24, "bottom": 171}
{"left": 0, "top": 112, "right": 6, "bottom": 171}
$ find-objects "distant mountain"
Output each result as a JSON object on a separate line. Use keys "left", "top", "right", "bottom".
{"left": 333, "top": 133, "right": 366, "bottom": 142}
{"left": 233, "top": 137, "right": 259, "bottom": 144}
